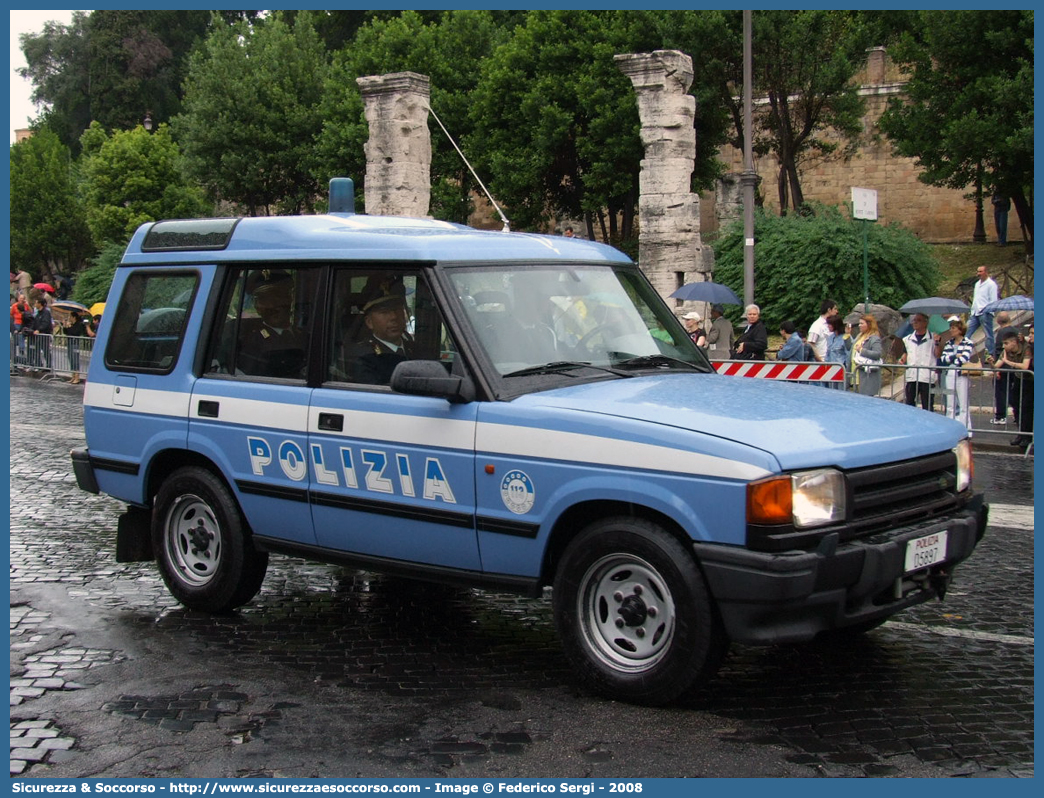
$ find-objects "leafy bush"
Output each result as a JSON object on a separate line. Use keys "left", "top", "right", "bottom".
{"left": 71, "top": 242, "right": 124, "bottom": 307}
{"left": 712, "top": 204, "right": 940, "bottom": 327}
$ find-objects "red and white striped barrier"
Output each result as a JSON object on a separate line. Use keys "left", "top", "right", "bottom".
{"left": 712, "top": 360, "right": 846, "bottom": 382}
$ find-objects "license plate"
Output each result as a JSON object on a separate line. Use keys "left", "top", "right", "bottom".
{"left": 904, "top": 531, "right": 948, "bottom": 573}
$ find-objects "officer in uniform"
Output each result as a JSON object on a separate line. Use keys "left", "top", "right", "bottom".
{"left": 237, "top": 270, "right": 307, "bottom": 378}
{"left": 346, "top": 284, "right": 413, "bottom": 385}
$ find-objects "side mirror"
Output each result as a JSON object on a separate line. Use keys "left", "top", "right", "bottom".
{"left": 390, "top": 360, "right": 475, "bottom": 404}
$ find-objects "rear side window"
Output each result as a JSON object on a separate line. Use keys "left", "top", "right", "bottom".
{"left": 105, "top": 271, "right": 198, "bottom": 373}
{"left": 205, "top": 267, "right": 320, "bottom": 381}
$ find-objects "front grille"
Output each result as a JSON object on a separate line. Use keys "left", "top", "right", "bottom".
{"left": 844, "top": 450, "right": 961, "bottom": 539}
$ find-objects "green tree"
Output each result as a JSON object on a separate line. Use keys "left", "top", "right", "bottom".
{"left": 713, "top": 205, "right": 940, "bottom": 324}
{"left": 467, "top": 12, "right": 648, "bottom": 237}
{"left": 17, "top": 12, "right": 93, "bottom": 153}
{"left": 71, "top": 241, "right": 123, "bottom": 307}
{"left": 19, "top": 11, "right": 261, "bottom": 153}
{"left": 316, "top": 10, "right": 515, "bottom": 223}
{"left": 79, "top": 122, "right": 210, "bottom": 245}
{"left": 9, "top": 130, "right": 93, "bottom": 278}
{"left": 749, "top": 11, "right": 872, "bottom": 214}
{"left": 466, "top": 11, "right": 734, "bottom": 241}
{"left": 879, "top": 10, "right": 1033, "bottom": 253}
{"left": 175, "top": 13, "right": 330, "bottom": 215}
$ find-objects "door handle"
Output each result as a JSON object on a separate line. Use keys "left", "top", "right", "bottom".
{"left": 198, "top": 400, "right": 219, "bottom": 418}
{"left": 318, "top": 412, "right": 344, "bottom": 432}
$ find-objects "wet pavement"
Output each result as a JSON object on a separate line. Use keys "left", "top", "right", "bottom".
{"left": 9, "top": 375, "right": 1034, "bottom": 778}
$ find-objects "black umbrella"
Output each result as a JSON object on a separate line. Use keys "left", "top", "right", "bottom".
{"left": 670, "top": 281, "right": 742, "bottom": 305}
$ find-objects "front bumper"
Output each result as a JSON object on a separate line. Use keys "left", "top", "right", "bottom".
{"left": 694, "top": 494, "right": 988, "bottom": 644}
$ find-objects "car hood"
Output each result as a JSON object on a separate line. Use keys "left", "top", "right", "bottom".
{"left": 516, "top": 372, "right": 968, "bottom": 471}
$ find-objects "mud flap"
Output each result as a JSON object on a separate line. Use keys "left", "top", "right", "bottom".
{"left": 116, "top": 506, "right": 154, "bottom": 562}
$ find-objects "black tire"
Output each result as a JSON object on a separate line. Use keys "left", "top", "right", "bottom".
{"left": 552, "top": 517, "right": 728, "bottom": 705}
{"left": 152, "top": 466, "right": 268, "bottom": 613}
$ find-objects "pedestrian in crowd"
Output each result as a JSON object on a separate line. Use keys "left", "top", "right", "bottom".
{"left": 899, "top": 313, "right": 938, "bottom": 410}
{"left": 988, "top": 311, "right": 1019, "bottom": 425}
{"left": 706, "top": 304, "right": 734, "bottom": 361}
{"left": 777, "top": 320, "right": 805, "bottom": 361}
{"left": 936, "top": 316, "right": 975, "bottom": 432}
{"left": 850, "top": 314, "right": 883, "bottom": 396}
{"left": 54, "top": 272, "right": 73, "bottom": 300}
{"left": 966, "top": 265, "right": 999, "bottom": 355}
{"left": 15, "top": 268, "right": 32, "bottom": 299}
{"left": 10, "top": 293, "right": 31, "bottom": 333}
{"left": 30, "top": 297, "right": 53, "bottom": 370}
{"left": 682, "top": 311, "right": 706, "bottom": 349}
{"left": 824, "top": 314, "right": 850, "bottom": 390}
{"left": 10, "top": 292, "right": 32, "bottom": 364}
{"left": 732, "top": 304, "right": 767, "bottom": 360}
{"left": 806, "top": 298, "right": 838, "bottom": 364}
{"left": 1010, "top": 324, "right": 1034, "bottom": 447}
{"left": 995, "top": 328, "right": 1033, "bottom": 447}
{"left": 64, "top": 309, "right": 93, "bottom": 385}
{"left": 992, "top": 192, "right": 1011, "bottom": 247}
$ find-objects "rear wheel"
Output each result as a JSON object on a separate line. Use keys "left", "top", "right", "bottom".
{"left": 152, "top": 466, "right": 268, "bottom": 612}
{"left": 553, "top": 517, "right": 727, "bottom": 705}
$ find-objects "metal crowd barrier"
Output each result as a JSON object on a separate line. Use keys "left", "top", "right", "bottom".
{"left": 10, "top": 333, "right": 94, "bottom": 382}
{"left": 715, "top": 357, "right": 1033, "bottom": 450}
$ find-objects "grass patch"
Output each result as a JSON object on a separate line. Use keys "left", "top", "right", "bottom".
{"left": 930, "top": 242, "right": 1032, "bottom": 299}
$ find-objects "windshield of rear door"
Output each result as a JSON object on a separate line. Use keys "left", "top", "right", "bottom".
{"left": 446, "top": 264, "right": 712, "bottom": 381}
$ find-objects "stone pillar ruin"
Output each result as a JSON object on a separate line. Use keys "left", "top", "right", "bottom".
{"left": 615, "top": 50, "right": 705, "bottom": 303}
{"left": 356, "top": 71, "right": 432, "bottom": 218}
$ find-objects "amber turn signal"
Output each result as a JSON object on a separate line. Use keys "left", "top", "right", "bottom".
{"left": 747, "top": 476, "right": 792, "bottom": 525}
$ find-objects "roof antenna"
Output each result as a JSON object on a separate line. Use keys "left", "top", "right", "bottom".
{"left": 427, "top": 103, "right": 511, "bottom": 232}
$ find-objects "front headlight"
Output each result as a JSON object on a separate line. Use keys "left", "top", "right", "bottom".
{"left": 954, "top": 439, "right": 973, "bottom": 493}
{"left": 747, "top": 468, "right": 847, "bottom": 529}
{"left": 791, "top": 469, "right": 847, "bottom": 528}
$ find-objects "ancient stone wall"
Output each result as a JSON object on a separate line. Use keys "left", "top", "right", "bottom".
{"left": 705, "top": 48, "right": 1012, "bottom": 245}
{"left": 357, "top": 72, "right": 432, "bottom": 218}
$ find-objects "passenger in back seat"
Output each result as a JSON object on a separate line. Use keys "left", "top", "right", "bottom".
{"left": 237, "top": 270, "right": 307, "bottom": 379}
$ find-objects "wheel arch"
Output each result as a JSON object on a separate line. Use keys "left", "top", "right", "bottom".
{"left": 540, "top": 500, "right": 695, "bottom": 588}
{"left": 144, "top": 449, "right": 235, "bottom": 512}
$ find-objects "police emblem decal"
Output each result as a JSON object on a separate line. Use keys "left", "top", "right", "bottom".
{"left": 500, "top": 470, "right": 535, "bottom": 515}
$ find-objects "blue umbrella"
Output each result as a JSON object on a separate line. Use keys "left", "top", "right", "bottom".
{"left": 898, "top": 297, "right": 970, "bottom": 316}
{"left": 670, "top": 281, "right": 742, "bottom": 304}
{"left": 982, "top": 294, "right": 1034, "bottom": 313}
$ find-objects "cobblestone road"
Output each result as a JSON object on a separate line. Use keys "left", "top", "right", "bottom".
{"left": 9, "top": 377, "right": 1034, "bottom": 778}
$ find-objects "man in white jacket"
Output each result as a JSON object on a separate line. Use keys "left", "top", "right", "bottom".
{"left": 966, "top": 265, "right": 999, "bottom": 355}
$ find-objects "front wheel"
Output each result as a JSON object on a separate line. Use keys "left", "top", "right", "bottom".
{"left": 152, "top": 466, "right": 268, "bottom": 613}
{"left": 553, "top": 517, "right": 727, "bottom": 705}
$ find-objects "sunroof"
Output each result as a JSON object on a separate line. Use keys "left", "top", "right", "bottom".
{"left": 142, "top": 219, "right": 239, "bottom": 251}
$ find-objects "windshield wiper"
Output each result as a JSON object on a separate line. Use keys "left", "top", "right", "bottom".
{"left": 613, "top": 354, "right": 705, "bottom": 372}
{"left": 504, "top": 361, "right": 634, "bottom": 378}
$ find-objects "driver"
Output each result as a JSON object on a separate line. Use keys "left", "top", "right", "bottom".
{"left": 345, "top": 285, "right": 414, "bottom": 385}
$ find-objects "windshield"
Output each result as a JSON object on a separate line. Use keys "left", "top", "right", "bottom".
{"left": 448, "top": 265, "right": 711, "bottom": 377}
